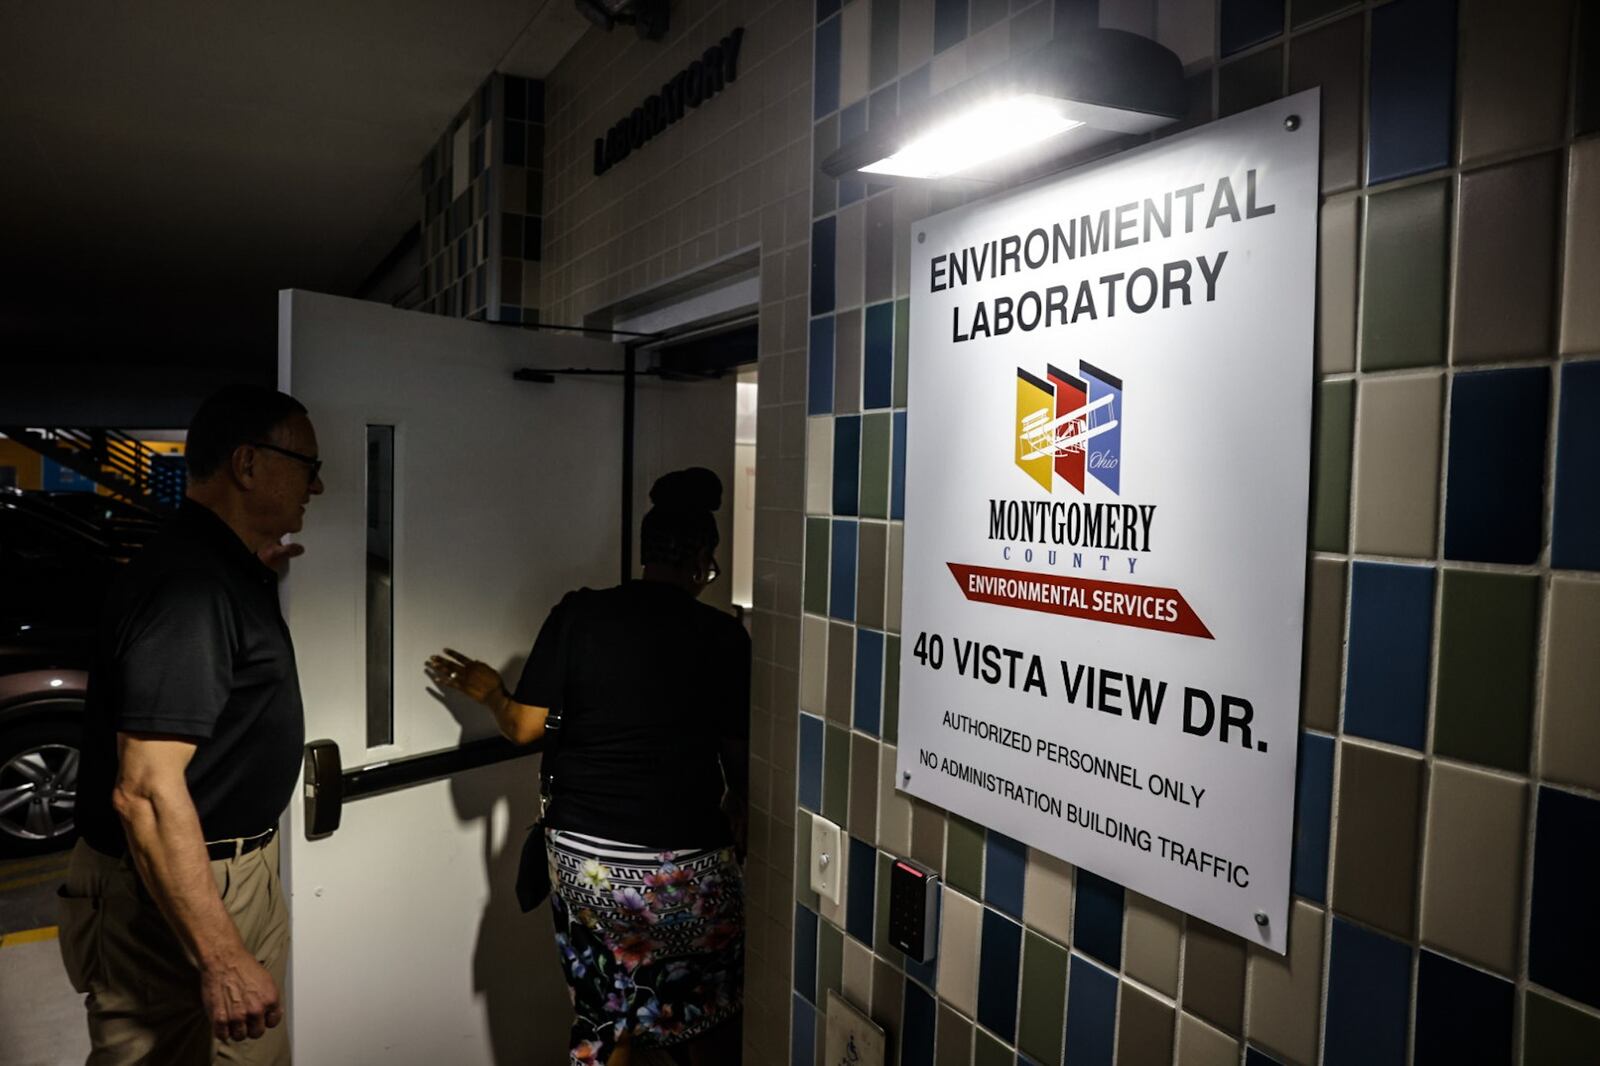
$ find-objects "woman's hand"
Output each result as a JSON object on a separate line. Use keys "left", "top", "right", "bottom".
{"left": 424, "top": 648, "right": 506, "bottom": 709}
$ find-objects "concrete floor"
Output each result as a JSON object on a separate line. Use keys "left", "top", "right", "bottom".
{"left": 1, "top": 851, "right": 88, "bottom": 1066}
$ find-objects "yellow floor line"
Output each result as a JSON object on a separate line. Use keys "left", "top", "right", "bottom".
{"left": 0, "top": 867, "right": 68, "bottom": 893}
{"left": 0, "top": 926, "right": 59, "bottom": 948}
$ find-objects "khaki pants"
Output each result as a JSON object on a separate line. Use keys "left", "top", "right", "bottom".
{"left": 57, "top": 837, "right": 290, "bottom": 1066}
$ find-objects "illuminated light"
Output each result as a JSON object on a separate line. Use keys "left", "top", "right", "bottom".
{"left": 860, "top": 94, "right": 1084, "bottom": 179}
{"left": 49, "top": 679, "right": 64, "bottom": 688}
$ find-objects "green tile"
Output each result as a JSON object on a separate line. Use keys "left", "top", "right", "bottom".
{"left": 796, "top": 821, "right": 819, "bottom": 909}
{"left": 1523, "top": 989, "right": 1600, "bottom": 1066}
{"left": 824, "top": 722, "right": 852, "bottom": 825}
{"left": 974, "top": 1028, "right": 1015, "bottom": 1066}
{"left": 1360, "top": 180, "right": 1450, "bottom": 371}
{"left": 883, "top": 634, "right": 901, "bottom": 744}
{"left": 945, "top": 815, "right": 986, "bottom": 897}
{"left": 1017, "top": 931, "right": 1069, "bottom": 1063}
{"left": 1435, "top": 570, "right": 1540, "bottom": 772}
{"left": 1312, "top": 380, "right": 1355, "bottom": 551}
{"left": 936, "top": 1003, "right": 973, "bottom": 1066}
{"left": 805, "top": 517, "right": 831, "bottom": 615}
{"left": 874, "top": 850, "right": 897, "bottom": 957}
{"left": 893, "top": 298, "right": 910, "bottom": 407}
{"left": 1218, "top": 46, "right": 1283, "bottom": 118}
{"left": 818, "top": 918, "right": 844, "bottom": 1003}
{"left": 860, "top": 413, "right": 892, "bottom": 518}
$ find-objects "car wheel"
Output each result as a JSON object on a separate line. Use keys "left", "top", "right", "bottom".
{"left": 0, "top": 716, "right": 82, "bottom": 857}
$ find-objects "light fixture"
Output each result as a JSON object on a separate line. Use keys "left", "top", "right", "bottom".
{"left": 50, "top": 678, "right": 64, "bottom": 688}
{"left": 822, "top": 29, "right": 1186, "bottom": 181}
{"left": 573, "top": 0, "right": 669, "bottom": 40}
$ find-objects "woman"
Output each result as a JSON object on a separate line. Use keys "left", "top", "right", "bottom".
{"left": 426, "top": 467, "right": 750, "bottom": 1066}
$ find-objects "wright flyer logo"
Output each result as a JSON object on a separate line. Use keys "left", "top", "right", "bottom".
{"left": 1015, "top": 362, "right": 1123, "bottom": 494}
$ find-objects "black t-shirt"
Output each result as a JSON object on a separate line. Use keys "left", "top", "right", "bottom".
{"left": 78, "top": 501, "right": 306, "bottom": 856}
{"left": 515, "top": 581, "right": 750, "bottom": 849}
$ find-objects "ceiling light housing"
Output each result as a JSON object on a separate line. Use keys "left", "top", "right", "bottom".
{"left": 821, "top": 29, "right": 1187, "bottom": 182}
{"left": 573, "top": 0, "right": 669, "bottom": 40}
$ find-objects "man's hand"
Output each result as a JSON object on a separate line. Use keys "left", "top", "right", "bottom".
{"left": 424, "top": 649, "right": 506, "bottom": 707}
{"left": 257, "top": 540, "right": 304, "bottom": 575}
{"left": 201, "top": 950, "right": 283, "bottom": 1042}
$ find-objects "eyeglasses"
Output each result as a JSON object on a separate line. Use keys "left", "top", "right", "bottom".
{"left": 251, "top": 441, "right": 324, "bottom": 481}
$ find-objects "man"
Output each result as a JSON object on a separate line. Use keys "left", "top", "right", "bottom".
{"left": 58, "top": 385, "right": 322, "bottom": 1064}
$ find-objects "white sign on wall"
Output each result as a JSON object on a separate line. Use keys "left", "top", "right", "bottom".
{"left": 896, "top": 92, "right": 1320, "bottom": 951}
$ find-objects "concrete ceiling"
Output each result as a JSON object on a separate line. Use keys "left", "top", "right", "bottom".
{"left": 0, "top": 1, "right": 587, "bottom": 387}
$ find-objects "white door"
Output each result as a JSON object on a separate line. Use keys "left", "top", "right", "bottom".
{"left": 277, "top": 290, "right": 636, "bottom": 1064}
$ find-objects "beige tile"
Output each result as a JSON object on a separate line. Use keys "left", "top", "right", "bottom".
{"left": 835, "top": 309, "right": 862, "bottom": 414}
{"left": 1117, "top": 983, "right": 1176, "bottom": 1066}
{"left": 857, "top": 521, "right": 887, "bottom": 630}
{"left": 936, "top": 886, "right": 983, "bottom": 1017}
{"left": 849, "top": 733, "right": 881, "bottom": 842}
{"left": 801, "top": 614, "right": 829, "bottom": 715}
{"left": 1452, "top": 153, "right": 1561, "bottom": 363}
{"left": 835, "top": 202, "right": 866, "bottom": 313}
{"left": 899, "top": 0, "right": 934, "bottom": 74}
{"left": 841, "top": 935, "right": 874, "bottom": 1011}
{"left": 911, "top": 799, "right": 946, "bottom": 872}
{"left": 1178, "top": 1011, "right": 1240, "bottom": 1066}
{"left": 1182, "top": 920, "right": 1246, "bottom": 1035}
{"left": 1421, "top": 762, "right": 1528, "bottom": 975}
{"left": 871, "top": 955, "right": 904, "bottom": 1052}
{"left": 1457, "top": 0, "right": 1571, "bottom": 163}
{"left": 840, "top": 0, "right": 871, "bottom": 108}
{"left": 1318, "top": 198, "right": 1358, "bottom": 373}
{"left": 1353, "top": 373, "right": 1444, "bottom": 557}
{"left": 1156, "top": 0, "right": 1215, "bottom": 68}
{"left": 826, "top": 621, "right": 855, "bottom": 724}
{"left": 1125, "top": 892, "right": 1182, "bottom": 998}
{"left": 1302, "top": 558, "right": 1347, "bottom": 733}
{"left": 886, "top": 523, "right": 904, "bottom": 634}
{"left": 1561, "top": 138, "right": 1600, "bottom": 355}
{"left": 1333, "top": 741, "right": 1425, "bottom": 939}
{"left": 1541, "top": 578, "right": 1600, "bottom": 791}
{"left": 1022, "top": 848, "right": 1074, "bottom": 945}
{"left": 1246, "top": 900, "right": 1325, "bottom": 1065}
{"left": 878, "top": 743, "right": 913, "bottom": 855}
{"left": 806, "top": 417, "right": 833, "bottom": 515}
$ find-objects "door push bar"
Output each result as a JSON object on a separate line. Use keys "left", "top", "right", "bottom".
{"left": 302, "top": 736, "right": 540, "bottom": 840}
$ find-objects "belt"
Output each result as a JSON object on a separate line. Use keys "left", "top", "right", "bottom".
{"left": 204, "top": 827, "right": 276, "bottom": 862}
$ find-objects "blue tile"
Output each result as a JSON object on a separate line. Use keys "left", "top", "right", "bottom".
{"left": 808, "top": 316, "right": 835, "bottom": 415}
{"left": 902, "top": 977, "right": 937, "bottom": 1066}
{"left": 853, "top": 629, "right": 884, "bottom": 735}
{"left": 934, "top": 0, "right": 968, "bottom": 54}
{"left": 793, "top": 992, "right": 817, "bottom": 1066}
{"left": 817, "top": 0, "right": 841, "bottom": 22}
{"left": 1445, "top": 367, "right": 1550, "bottom": 565}
{"left": 795, "top": 903, "right": 820, "bottom": 1004}
{"left": 977, "top": 908, "right": 1023, "bottom": 1042}
{"left": 1291, "top": 731, "right": 1335, "bottom": 903}
{"left": 1063, "top": 955, "right": 1116, "bottom": 1066}
{"left": 1072, "top": 869, "right": 1124, "bottom": 969}
{"left": 863, "top": 302, "right": 895, "bottom": 410}
{"left": 1416, "top": 949, "right": 1514, "bottom": 1062}
{"left": 1245, "top": 1050, "right": 1287, "bottom": 1066}
{"left": 830, "top": 520, "right": 858, "bottom": 622}
{"left": 815, "top": 14, "right": 841, "bottom": 119}
{"left": 983, "top": 831, "right": 1026, "bottom": 919}
{"left": 1530, "top": 786, "right": 1600, "bottom": 1007}
{"left": 1344, "top": 563, "right": 1435, "bottom": 749}
{"left": 1221, "top": 0, "right": 1284, "bottom": 56}
{"left": 811, "top": 216, "right": 837, "bottom": 315}
{"left": 847, "top": 837, "right": 877, "bottom": 944}
{"left": 841, "top": 100, "right": 868, "bottom": 144}
{"left": 903, "top": 883, "right": 940, "bottom": 988}
{"left": 899, "top": 64, "right": 931, "bottom": 112}
{"left": 799, "top": 713, "right": 825, "bottom": 812}
{"left": 1324, "top": 917, "right": 1410, "bottom": 1066}
{"left": 1553, "top": 360, "right": 1600, "bottom": 570}
{"left": 891, "top": 411, "right": 907, "bottom": 519}
{"left": 833, "top": 415, "right": 861, "bottom": 516}
{"left": 1368, "top": 0, "right": 1456, "bottom": 183}
{"left": 839, "top": 172, "right": 866, "bottom": 209}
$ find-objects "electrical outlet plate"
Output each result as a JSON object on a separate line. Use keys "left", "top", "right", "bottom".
{"left": 809, "top": 815, "right": 842, "bottom": 905}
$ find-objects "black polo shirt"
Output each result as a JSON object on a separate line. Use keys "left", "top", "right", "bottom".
{"left": 515, "top": 581, "right": 750, "bottom": 849}
{"left": 78, "top": 501, "right": 305, "bottom": 856}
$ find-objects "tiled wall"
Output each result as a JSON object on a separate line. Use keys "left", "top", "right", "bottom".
{"left": 537, "top": 0, "right": 1600, "bottom": 1063}
{"left": 418, "top": 74, "right": 546, "bottom": 322}
{"left": 793, "top": 0, "right": 1600, "bottom": 1065}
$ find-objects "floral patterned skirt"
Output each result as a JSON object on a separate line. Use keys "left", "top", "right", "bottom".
{"left": 545, "top": 828, "right": 744, "bottom": 1065}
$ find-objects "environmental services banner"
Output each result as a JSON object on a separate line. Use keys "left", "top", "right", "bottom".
{"left": 897, "top": 91, "right": 1320, "bottom": 952}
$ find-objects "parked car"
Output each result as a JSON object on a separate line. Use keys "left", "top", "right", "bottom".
{"left": 0, "top": 488, "right": 140, "bottom": 856}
